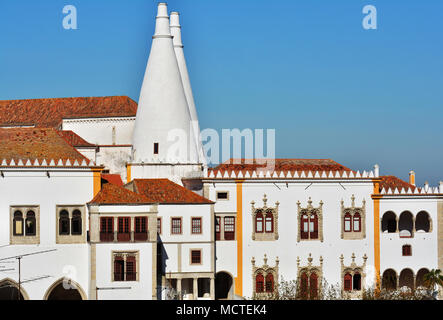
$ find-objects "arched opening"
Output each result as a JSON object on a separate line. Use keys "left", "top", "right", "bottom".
{"left": 299, "top": 272, "right": 308, "bottom": 299}
{"left": 344, "top": 213, "right": 352, "bottom": 232}
{"left": 415, "top": 211, "right": 430, "bottom": 233}
{"left": 353, "top": 273, "right": 361, "bottom": 291}
{"left": 25, "top": 211, "right": 36, "bottom": 236}
{"left": 309, "top": 273, "right": 318, "bottom": 299}
{"left": 265, "top": 211, "right": 273, "bottom": 233}
{"left": 415, "top": 268, "right": 430, "bottom": 288}
{"left": 45, "top": 278, "right": 86, "bottom": 300}
{"left": 59, "top": 210, "right": 70, "bottom": 235}
{"left": 353, "top": 213, "right": 361, "bottom": 232}
{"left": 255, "top": 211, "right": 263, "bottom": 233}
{"left": 215, "top": 272, "right": 233, "bottom": 300}
{"left": 13, "top": 211, "right": 24, "bottom": 236}
{"left": 399, "top": 211, "right": 413, "bottom": 238}
{"left": 0, "top": 279, "right": 28, "bottom": 300}
{"left": 344, "top": 273, "right": 352, "bottom": 291}
{"left": 382, "top": 269, "right": 397, "bottom": 290}
{"left": 381, "top": 211, "right": 397, "bottom": 233}
{"left": 265, "top": 273, "right": 274, "bottom": 293}
{"left": 399, "top": 269, "right": 414, "bottom": 290}
{"left": 71, "top": 210, "right": 82, "bottom": 235}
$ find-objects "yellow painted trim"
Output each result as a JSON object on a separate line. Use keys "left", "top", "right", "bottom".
{"left": 92, "top": 169, "right": 102, "bottom": 197}
{"left": 372, "top": 179, "right": 382, "bottom": 290}
{"left": 127, "top": 164, "right": 132, "bottom": 183}
{"left": 234, "top": 180, "right": 244, "bottom": 297}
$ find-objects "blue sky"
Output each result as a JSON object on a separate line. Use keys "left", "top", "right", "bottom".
{"left": 0, "top": 0, "right": 442, "bottom": 185}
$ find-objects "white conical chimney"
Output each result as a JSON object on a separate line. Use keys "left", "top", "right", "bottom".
{"left": 170, "top": 12, "right": 206, "bottom": 166}
{"left": 132, "top": 3, "right": 199, "bottom": 165}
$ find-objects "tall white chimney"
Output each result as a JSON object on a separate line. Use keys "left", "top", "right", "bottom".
{"left": 132, "top": 3, "right": 199, "bottom": 165}
{"left": 170, "top": 12, "right": 206, "bottom": 166}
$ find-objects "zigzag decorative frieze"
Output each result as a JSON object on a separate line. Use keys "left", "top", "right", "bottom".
{"left": 0, "top": 158, "right": 96, "bottom": 168}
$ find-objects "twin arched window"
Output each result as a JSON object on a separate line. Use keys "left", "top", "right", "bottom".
{"left": 300, "top": 272, "right": 318, "bottom": 299}
{"left": 255, "top": 210, "right": 274, "bottom": 233}
{"left": 255, "top": 272, "right": 274, "bottom": 293}
{"left": 344, "top": 272, "right": 361, "bottom": 291}
{"left": 13, "top": 210, "right": 35, "bottom": 236}
{"left": 59, "top": 209, "right": 82, "bottom": 236}
{"left": 344, "top": 212, "right": 361, "bottom": 232}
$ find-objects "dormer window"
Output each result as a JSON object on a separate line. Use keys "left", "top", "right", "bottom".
{"left": 154, "top": 143, "right": 159, "bottom": 155}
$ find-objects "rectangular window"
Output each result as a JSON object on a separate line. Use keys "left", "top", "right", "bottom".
{"left": 171, "top": 218, "right": 182, "bottom": 235}
{"left": 402, "top": 245, "right": 412, "bottom": 256}
{"left": 117, "top": 217, "right": 131, "bottom": 242}
{"left": 157, "top": 218, "right": 162, "bottom": 234}
{"left": 154, "top": 143, "right": 159, "bottom": 155}
{"left": 113, "top": 253, "right": 138, "bottom": 282}
{"left": 135, "top": 217, "right": 148, "bottom": 241}
{"left": 100, "top": 217, "right": 114, "bottom": 242}
{"left": 224, "top": 217, "right": 235, "bottom": 240}
{"left": 126, "top": 255, "right": 137, "bottom": 281}
{"left": 215, "top": 217, "right": 221, "bottom": 240}
{"left": 114, "top": 256, "right": 125, "bottom": 281}
{"left": 216, "top": 192, "right": 228, "bottom": 200}
{"left": 192, "top": 218, "right": 202, "bottom": 234}
{"left": 191, "top": 250, "right": 201, "bottom": 264}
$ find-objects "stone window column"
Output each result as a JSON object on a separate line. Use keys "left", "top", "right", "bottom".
{"left": 193, "top": 278, "right": 198, "bottom": 299}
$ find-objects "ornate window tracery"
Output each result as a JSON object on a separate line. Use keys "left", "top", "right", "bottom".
{"left": 252, "top": 254, "right": 279, "bottom": 298}
{"left": 251, "top": 195, "right": 279, "bottom": 241}
{"left": 341, "top": 195, "right": 366, "bottom": 240}
{"left": 297, "top": 198, "right": 323, "bottom": 242}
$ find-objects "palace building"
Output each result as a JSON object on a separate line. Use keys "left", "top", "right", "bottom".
{"left": 0, "top": 3, "right": 442, "bottom": 300}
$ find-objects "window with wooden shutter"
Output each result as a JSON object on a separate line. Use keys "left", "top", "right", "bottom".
{"left": 224, "top": 217, "right": 235, "bottom": 240}
{"left": 135, "top": 217, "right": 148, "bottom": 241}
{"left": 265, "top": 212, "right": 273, "bottom": 233}
{"left": 344, "top": 273, "right": 352, "bottom": 291}
{"left": 117, "top": 217, "right": 131, "bottom": 242}
{"left": 353, "top": 213, "right": 361, "bottom": 232}
{"left": 310, "top": 214, "right": 318, "bottom": 239}
{"left": 126, "top": 255, "right": 136, "bottom": 281}
{"left": 265, "top": 273, "right": 274, "bottom": 293}
{"left": 300, "top": 272, "right": 308, "bottom": 299}
{"left": 191, "top": 250, "right": 201, "bottom": 264}
{"left": 215, "top": 217, "right": 221, "bottom": 240}
{"left": 344, "top": 213, "right": 352, "bottom": 232}
{"left": 309, "top": 273, "right": 318, "bottom": 299}
{"left": 256, "top": 273, "right": 264, "bottom": 293}
{"left": 255, "top": 212, "right": 263, "bottom": 233}
{"left": 100, "top": 217, "right": 114, "bottom": 242}
{"left": 402, "top": 244, "right": 412, "bottom": 256}
{"left": 301, "top": 214, "right": 309, "bottom": 239}
{"left": 114, "top": 256, "right": 124, "bottom": 281}
{"left": 13, "top": 211, "right": 23, "bottom": 236}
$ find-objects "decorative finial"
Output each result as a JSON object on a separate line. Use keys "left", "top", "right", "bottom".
{"left": 251, "top": 256, "right": 255, "bottom": 266}
{"left": 276, "top": 256, "right": 279, "bottom": 266}
{"left": 263, "top": 194, "right": 267, "bottom": 206}
{"left": 263, "top": 254, "right": 268, "bottom": 266}
{"left": 308, "top": 253, "right": 313, "bottom": 265}
{"left": 363, "top": 253, "right": 368, "bottom": 263}
{"left": 296, "top": 256, "right": 300, "bottom": 266}
{"left": 351, "top": 253, "right": 356, "bottom": 263}
{"left": 320, "top": 256, "right": 323, "bottom": 266}
{"left": 351, "top": 194, "right": 355, "bottom": 207}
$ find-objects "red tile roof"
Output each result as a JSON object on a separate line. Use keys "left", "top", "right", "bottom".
{"left": 59, "top": 130, "right": 95, "bottom": 148}
{"left": 210, "top": 158, "right": 353, "bottom": 176}
{"left": 0, "top": 96, "right": 137, "bottom": 128}
{"left": 127, "top": 179, "right": 213, "bottom": 204}
{"left": 379, "top": 175, "right": 419, "bottom": 192}
{"left": 89, "top": 183, "right": 150, "bottom": 205}
{"left": 101, "top": 174, "right": 124, "bottom": 187}
{"left": 0, "top": 128, "right": 90, "bottom": 165}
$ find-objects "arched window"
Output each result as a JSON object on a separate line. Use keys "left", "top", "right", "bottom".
{"left": 382, "top": 269, "right": 397, "bottom": 290}
{"left": 310, "top": 213, "right": 318, "bottom": 239}
{"left": 71, "top": 210, "right": 82, "bottom": 235}
{"left": 415, "top": 268, "right": 430, "bottom": 288}
{"left": 255, "top": 212, "right": 264, "bottom": 233}
{"left": 265, "top": 212, "right": 273, "bottom": 233}
{"left": 25, "top": 211, "right": 36, "bottom": 236}
{"left": 301, "top": 214, "right": 309, "bottom": 239}
{"left": 256, "top": 273, "right": 264, "bottom": 293}
{"left": 353, "top": 213, "right": 361, "bottom": 232}
{"left": 399, "top": 211, "right": 413, "bottom": 238}
{"left": 13, "top": 211, "right": 24, "bottom": 236}
{"left": 300, "top": 272, "right": 308, "bottom": 299}
{"left": 415, "top": 211, "right": 430, "bottom": 233}
{"left": 353, "top": 273, "right": 361, "bottom": 291}
{"left": 59, "top": 210, "right": 70, "bottom": 235}
{"left": 344, "top": 273, "right": 352, "bottom": 291}
{"left": 265, "top": 273, "right": 274, "bottom": 293}
{"left": 381, "top": 211, "right": 397, "bottom": 233}
{"left": 344, "top": 213, "right": 352, "bottom": 232}
{"left": 309, "top": 273, "right": 318, "bottom": 299}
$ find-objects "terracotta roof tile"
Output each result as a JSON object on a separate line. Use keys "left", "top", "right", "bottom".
{"left": 89, "top": 183, "right": 149, "bottom": 205}
{"left": 101, "top": 174, "right": 124, "bottom": 187}
{"left": 210, "top": 158, "right": 353, "bottom": 175}
{"left": 379, "top": 175, "right": 419, "bottom": 192}
{"left": 59, "top": 130, "right": 95, "bottom": 148}
{"left": 0, "top": 128, "right": 89, "bottom": 164}
{"left": 0, "top": 96, "right": 137, "bottom": 128}
{"left": 128, "top": 179, "right": 213, "bottom": 204}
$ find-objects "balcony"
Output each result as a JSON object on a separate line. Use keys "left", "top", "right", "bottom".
{"left": 100, "top": 231, "right": 149, "bottom": 243}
